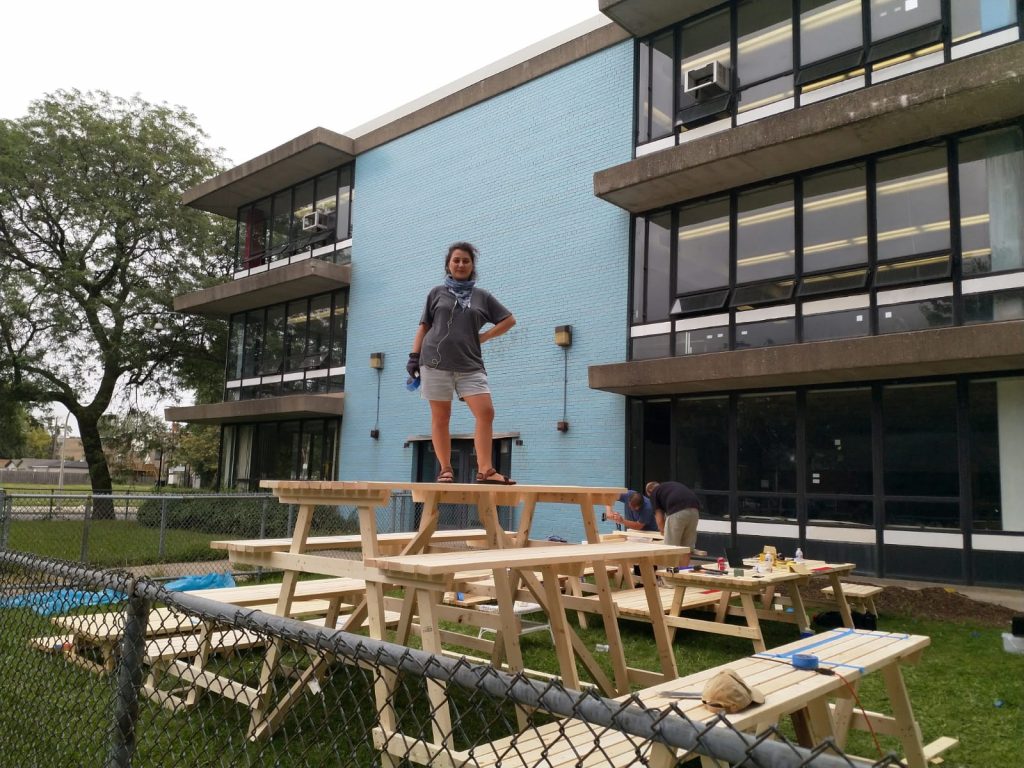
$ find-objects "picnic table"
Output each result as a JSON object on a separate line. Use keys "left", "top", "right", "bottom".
{"left": 374, "top": 628, "right": 957, "bottom": 767}
{"left": 218, "top": 480, "right": 657, "bottom": 741}
{"left": 661, "top": 560, "right": 857, "bottom": 652}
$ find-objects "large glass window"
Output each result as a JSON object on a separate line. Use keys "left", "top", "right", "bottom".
{"left": 646, "top": 213, "right": 672, "bottom": 323}
{"left": 737, "top": 182, "right": 795, "bottom": 283}
{"left": 227, "top": 291, "right": 348, "bottom": 394}
{"left": 241, "top": 309, "right": 263, "bottom": 379}
{"left": 883, "top": 382, "right": 958, "bottom": 500}
{"left": 951, "top": 0, "right": 1017, "bottom": 42}
{"left": 803, "top": 165, "right": 868, "bottom": 272}
{"left": 969, "top": 377, "right": 1024, "bottom": 532}
{"left": 678, "top": 7, "right": 732, "bottom": 127}
{"left": 800, "top": 0, "right": 863, "bottom": 65}
{"left": 650, "top": 32, "right": 675, "bottom": 141}
{"left": 737, "top": 0, "right": 793, "bottom": 100}
{"left": 643, "top": 400, "right": 672, "bottom": 485}
{"left": 869, "top": 0, "right": 941, "bottom": 41}
{"left": 234, "top": 164, "right": 352, "bottom": 270}
{"left": 876, "top": 146, "right": 949, "bottom": 262}
{"left": 673, "top": 396, "right": 729, "bottom": 492}
{"left": 958, "top": 128, "right": 1024, "bottom": 276}
{"left": 737, "top": 392, "right": 796, "bottom": 493}
{"left": 806, "top": 388, "right": 873, "bottom": 495}
{"left": 631, "top": 128, "right": 1024, "bottom": 362}
{"left": 677, "top": 197, "right": 730, "bottom": 294}
{"left": 222, "top": 418, "right": 340, "bottom": 491}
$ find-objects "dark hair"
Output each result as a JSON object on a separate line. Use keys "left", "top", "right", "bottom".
{"left": 628, "top": 492, "right": 644, "bottom": 509}
{"left": 445, "top": 241, "right": 478, "bottom": 279}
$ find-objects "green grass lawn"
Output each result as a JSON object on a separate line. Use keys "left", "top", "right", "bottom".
{"left": 0, "top": 580, "right": 1019, "bottom": 766}
{"left": 6, "top": 519, "right": 224, "bottom": 567}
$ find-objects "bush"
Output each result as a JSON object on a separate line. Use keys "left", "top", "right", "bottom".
{"left": 136, "top": 496, "right": 358, "bottom": 538}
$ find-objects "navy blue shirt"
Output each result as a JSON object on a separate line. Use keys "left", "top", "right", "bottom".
{"left": 649, "top": 482, "right": 700, "bottom": 517}
{"left": 617, "top": 491, "right": 658, "bottom": 532}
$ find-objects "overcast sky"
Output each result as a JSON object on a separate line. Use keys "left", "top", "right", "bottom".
{"left": 2, "top": 0, "right": 600, "bottom": 165}
{"left": 4, "top": 0, "right": 601, "bottom": 435}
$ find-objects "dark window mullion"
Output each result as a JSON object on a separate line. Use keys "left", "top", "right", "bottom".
{"left": 728, "top": 392, "right": 739, "bottom": 538}
{"left": 795, "top": 388, "right": 808, "bottom": 542}
{"left": 940, "top": 0, "right": 952, "bottom": 62}
{"left": 728, "top": 192, "right": 738, "bottom": 349}
{"left": 948, "top": 139, "right": 963, "bottom": 326}
{"left": 730, "top": 1, "right": 739, "bottom": 127}
{"left": 792, "top": 0, "right": 801, "bottom": 107}
{"left": 956, "top": 377, "right": 973, "bottom": 583}
{"left": 866, "top": 158, "right": 879, "bottom": 335}
{"left": 794, "top": 174, "right": 804, "bottom": 341}
{"left": 862, "top": 0, "right": 873, "bottom": 86}
{"left": 669, "top": 207, "right": 679, "bottom": 356}
{"left": 871, "top": 383, "right": 885, "bottom": 577}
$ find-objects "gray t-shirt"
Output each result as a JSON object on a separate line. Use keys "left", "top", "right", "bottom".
{"left": 419, "top": 285, "right": 511, "bottom": 372}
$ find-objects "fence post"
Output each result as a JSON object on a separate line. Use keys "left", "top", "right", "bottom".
{"left": 104, "top": 592, "right": 150, "bottom": 768}
{"left": 158, "top": 497, "right": 169, "bottom": 559}
{"left": 257, "top": 495, "right": 269, "bottom": 582}
{"left": 80, "top": 496, "right": 93, "bottom": 563}
{"left": 48, "top": 489, "right": 54, "bottom": 520}
{"left": 0, "top": 490, "right": 9, "bottom": 549}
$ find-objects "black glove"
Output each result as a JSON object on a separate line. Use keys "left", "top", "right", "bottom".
{"left": 406, "top": 352, "right": 420, "bottom": 379}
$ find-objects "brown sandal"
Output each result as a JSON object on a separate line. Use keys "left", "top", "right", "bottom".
{"left": 436, "top": 467, "right": 455, "bottom": 483}
{"left": 476, "top": 468, "right": 515, "bottom": 485}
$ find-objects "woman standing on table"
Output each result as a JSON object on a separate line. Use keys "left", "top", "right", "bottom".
{"left": 407, "top": 242, "right": 516, "bottom": 484}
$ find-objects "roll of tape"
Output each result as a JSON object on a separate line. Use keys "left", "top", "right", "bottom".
{"left": 792, "top": 653, "right": 819, "bottom": 670}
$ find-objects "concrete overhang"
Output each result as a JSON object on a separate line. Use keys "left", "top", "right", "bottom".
{"left": 182, "top": 128, "right": 355, "bottom": 218}
{"left": 165, "top": 393, "right": 345, "bottom": 425}
{"left": 173, "top": 259, "right": 351, "bottom": 317}
{"left": 594, "top": 43, "right": 1024, "bottom": 214}
{"left": 599, "top": 0, "right": 720, "bottom": 38}
{"left": 588, "top": 321, "right": 1024, "bottom": 396}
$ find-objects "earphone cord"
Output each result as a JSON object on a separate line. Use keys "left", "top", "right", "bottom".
{"left": 429, "top": 302, "right": 460, "bottom": 368}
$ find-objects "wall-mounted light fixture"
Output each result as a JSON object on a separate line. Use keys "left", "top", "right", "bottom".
{"left": 370, "top": 352, "right": 384, "bottom": 438}
{"left": 555, "top": 325, "right": 572, "bottom": 432}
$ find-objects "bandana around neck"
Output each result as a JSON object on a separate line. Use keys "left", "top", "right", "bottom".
{"left": 444, "top": 275, "right": 475, "bottom": 310}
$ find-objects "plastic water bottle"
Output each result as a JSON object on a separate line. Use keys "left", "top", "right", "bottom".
{"left": 765, "top": 552, "right": 774, "bottom": 571}
{"left": 595, "top": 643, "right": 609, "bottom": 653}
{"left": 406, "top": 375, "right": 420, "bottom": 392}
{"left": 795, "top": 547, "right": 804, "bottom": 563}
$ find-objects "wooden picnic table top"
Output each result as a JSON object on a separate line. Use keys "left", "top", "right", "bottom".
{"left": 211, "top": 528, "right": 489, "bottom": 553}
{"left": 631, "top": 628, "right": 933, "bottom": 738}
{"left": 367, "top": 541, "right": 686, "bottom": 578}
{"left": 662, "top": 561, "right": 855, "bottom": 591}
{"left": 260, "top": 479, "right": 626, "bottom": 506}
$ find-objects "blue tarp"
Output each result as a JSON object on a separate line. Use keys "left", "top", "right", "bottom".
{"left": 0, "top": 588, "right": 125, "bottom": 616}
{"left": 163, "top": 572, "right": 235, "bottom": 592}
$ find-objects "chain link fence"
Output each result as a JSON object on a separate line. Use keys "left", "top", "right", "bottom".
{"left": 0, "top": 490, "right": 508, "bottom": 580}
{"left": 0, "top": 548, "right": 916, "bottom": 768}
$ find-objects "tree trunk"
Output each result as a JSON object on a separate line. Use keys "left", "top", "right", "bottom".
{"left": 78, "top": 413, "right": 116, "bottom": 520}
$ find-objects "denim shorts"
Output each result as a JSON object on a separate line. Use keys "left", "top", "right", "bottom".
{"left": 420, "top": 366, "right": 490, "bottom": 401}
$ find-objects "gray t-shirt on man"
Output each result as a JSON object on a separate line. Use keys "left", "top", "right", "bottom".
{"left": 419, "top": 286, "right": 511, "bottom": 373}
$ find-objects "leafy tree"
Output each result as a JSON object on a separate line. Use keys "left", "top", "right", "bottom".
{"left": 0, "top": 90, "right": 232, "bottom": 514}
{"left": 24, "top": 425, "right": 54, "bottom": 459}
{"left": 174, "top": 423, "right": 221, "bottom": 488}
{"left": 0, "top": 398, "right": 31, "bottom": 458}
{"left": 99, "top": 409, "right": 170, "bottom": 483}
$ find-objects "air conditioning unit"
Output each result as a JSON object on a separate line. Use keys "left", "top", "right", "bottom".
{"left": 301, "top": 210, "right": 331, "bottom": 232}
{"left": 683, "top": 61, "right": 730, "bottom": 100}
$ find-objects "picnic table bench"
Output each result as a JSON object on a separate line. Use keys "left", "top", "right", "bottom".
{"left": 375, "top": 628, "right": 957, "bottom": 768}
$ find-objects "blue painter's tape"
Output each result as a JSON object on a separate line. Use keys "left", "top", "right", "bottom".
{"left": 792, "top": 653, "right": 819, "bottom": 670}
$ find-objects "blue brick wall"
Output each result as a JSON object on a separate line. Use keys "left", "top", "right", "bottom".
{"left": 340, "top": 41, "right": 634, "bottom": 538}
